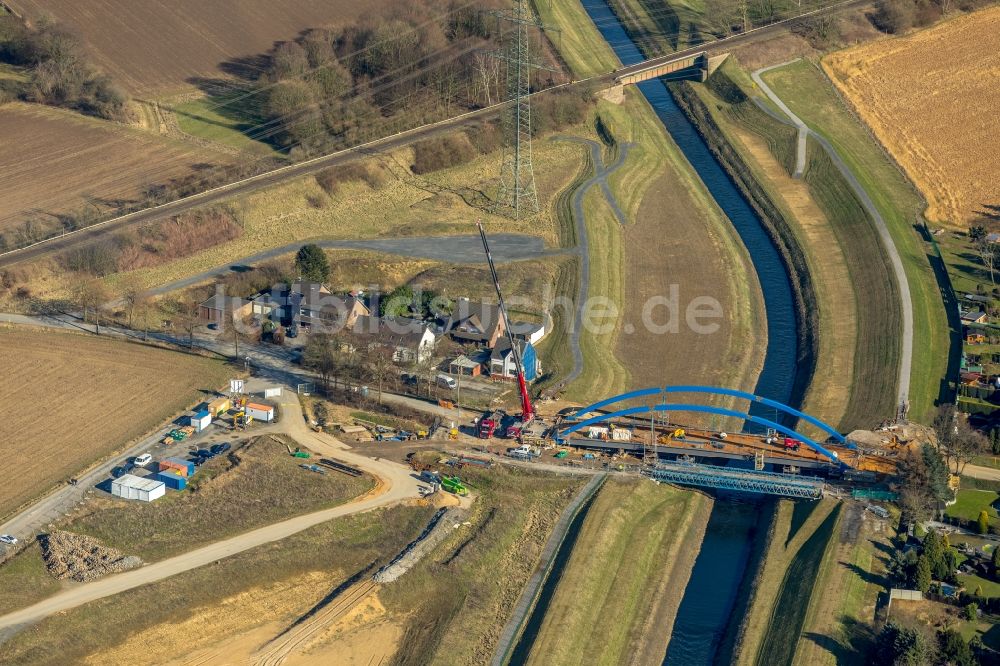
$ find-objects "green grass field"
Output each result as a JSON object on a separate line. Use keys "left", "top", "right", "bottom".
{"left": 945, "top": 488, "right": 999, "bottom": 523}
{"left": 523, "top": 478, "right": 710, "bottom": 664}
{"left": 761, "top": 59, "right": 954, "bottom": 423}
{"left": 172, "top": 91, "right": 277, "bottom": 154}
{"left": 960, "top": 573, "right": 1000, "bottom": 598}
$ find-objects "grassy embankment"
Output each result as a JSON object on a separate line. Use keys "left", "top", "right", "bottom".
{"left": 761, "top": 59, "right": 954, "bottom": 423}
{"left": 733, "top": 499, "right": 841, "bottom": 664}
{"left": 542, "top": 0, "right": 765, "bottom": 406}
{"left": 688, "top": 58, "right": 901, "bottom": 430}
{"left": 523, "top": 478, "right": 712, "bottom": 664}
{"left": 945, "top": 488, "right": 999, "bottom": 523}
{"left": 0, "top": 435, "right": 373, "bottom": 617}
{"left": 0, "top": 504, "right": 434, "bottom": 666}
{"left": 376, "top": 464, "right": 586, "bottom": 666}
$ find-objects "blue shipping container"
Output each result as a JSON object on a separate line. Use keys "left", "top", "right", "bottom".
{"left": 163, "top": 457, "right": 195, "bottom": 476}
{"left": 157, "top": 470, "right": 187, "bottom": 490}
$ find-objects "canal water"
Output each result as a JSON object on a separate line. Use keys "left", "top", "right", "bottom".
{"left": 580, "top": 0, "right": 799, "bottom": 416}
{"left": 578, "top": 1, "right": 803, "bottom": 663}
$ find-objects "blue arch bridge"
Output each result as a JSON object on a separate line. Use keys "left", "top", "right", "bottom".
{"left": 555, "top": 386, "right": 864, "bottom": 500}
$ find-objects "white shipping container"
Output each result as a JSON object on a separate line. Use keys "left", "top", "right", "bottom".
{"left": 587, "top": 426, "right": 609, "bottom": 439}
{"left": 190, "top": 412, "right": 212, "bottom": 432}
{"left": 111, "top": 474, "right": 165, "bottom": 502}
{"left": 263, "top": 387, "right": 282, "bottom": 398}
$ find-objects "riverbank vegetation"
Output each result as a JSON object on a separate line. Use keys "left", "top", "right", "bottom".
{"left": 521, "top": 478, "right": 711, "bottom": 664}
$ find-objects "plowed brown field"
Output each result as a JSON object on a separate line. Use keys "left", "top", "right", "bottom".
{"left": 823, "top": 7, "right": 1000, "bottom": 225}
{"left": 0, "top": 103, "right": 227, "bottom": 234}
{"left": 0, "top": 327, "right": 229, "bottom": 520}
{"left": 7, "top": 0, "right": 389, "bottom": 96}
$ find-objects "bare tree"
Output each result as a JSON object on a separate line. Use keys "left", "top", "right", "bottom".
{"left": 975, "top": 236, "right": 998, "bottom": 285}
{"left": 303, "top": 334, "right": 339, "bottom": 394}
{"left": 165, "top": 296, "right": 200, "bottom": 349}
{"left": 933, "top": 404, "right": 988, "bottom": 475}
{"left": 364, "top": 345, "right": 395, "bottom": 404}
{"left": 73, "top": 277, "right": 110, "bottom": 334}
{"left": 119, "top": 275, "right": 143, "bottom": 328}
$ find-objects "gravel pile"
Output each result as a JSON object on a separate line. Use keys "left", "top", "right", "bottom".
{"left": 39, "top": 531, "right": 143, "bottom": 582}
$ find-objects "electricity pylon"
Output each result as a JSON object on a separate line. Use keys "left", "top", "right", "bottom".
{"left": 490, "top": 0, "right": 556, "bottom": 219}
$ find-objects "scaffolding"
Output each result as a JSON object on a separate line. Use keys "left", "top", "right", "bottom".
{"left": 644, "top": 462, "right": 824, "bottom": 499}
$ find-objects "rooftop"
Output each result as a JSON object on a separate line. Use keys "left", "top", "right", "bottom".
{"left": 114, "top": 474, "right": 164, "bottom": 491}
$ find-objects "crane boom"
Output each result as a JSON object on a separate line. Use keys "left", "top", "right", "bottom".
{"left": 477, "top": 221, "right": 534, "bottom": 423}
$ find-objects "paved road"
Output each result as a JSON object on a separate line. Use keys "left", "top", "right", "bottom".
{"left": 961, "top": 464, "right": 1000, "bottom": 482}
{"left": 0, "top": 0, "right": 870, "bottom": 270}
{"left": 145, "top": 233, "right": 565, "bottom": 297}
{"left": 549, "top": 137, "right": 631, "bottom": 392}
{"left": 751, "top": 64, "right": 914, "bottom": 413}
{"left": 0, "top": 385, "right": 422, "bottom": 640}
{"left": 751, "top": 62, "right": 807, "bottom": 178}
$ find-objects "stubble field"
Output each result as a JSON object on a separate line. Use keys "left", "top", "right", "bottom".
{"left": 6, "top": 0, "right": 389, "bottom": 96}
{"left": 823, "top": 6, "right": 1000, "bottom": 225}
{"left": 0, "top": 103, "right": 227, "bottom": 237}
{"left": 0, "top": 327, "right": 230, "bottom": 520}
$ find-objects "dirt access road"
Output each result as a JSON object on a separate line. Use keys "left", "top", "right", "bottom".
{"left": 0, "top": 387, "right": 422, "bottom": 641}
{"left": 0, "top": 0, "right": 870, "bottom": 270}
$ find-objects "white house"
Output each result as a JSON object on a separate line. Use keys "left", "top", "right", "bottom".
{"left": 510, "top": 321, "right": 546, "bottom": 345}
{"left": 350, "top": 315, "right": 437, "bottom": 364}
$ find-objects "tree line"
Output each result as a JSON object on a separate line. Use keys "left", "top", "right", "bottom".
{"left": 0, "top": 14, "right": 127, "bottom": 120}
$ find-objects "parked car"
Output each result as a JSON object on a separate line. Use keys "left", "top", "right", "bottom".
{"left": 286, "top": 324, "right": 298, "bottom": 338}
{"left": 197, "top": 449, "right": 213, "bottom": 459}
{"left": 134, "top": 453, "right": 153, "bottom": 467}
{"left": 111, "top": 466, "right": 127, "bottom": 479}
{"left": 210, "top": 443, "right": 231, "bottom": 455}
{"left": 401, "top": 373, "right": 418, "bottom": 386}
{"left": 0, "top": 535, "right": 17, "bottom": 545}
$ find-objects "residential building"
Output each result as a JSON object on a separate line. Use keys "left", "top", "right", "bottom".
{"left": 444, "top": 298, "right": 505, "bottom": 348}
{"left": 197, "top": 292, "right": 253, "bottom": 327}
{"left": 251, "top": 282, "right": 332, "bottom": 327}
{"left": 349, "top": 315, "right": 437, "bottom": 364}
{"left": 510, "top": 320, "right": 546, "bottom": 345}
{"left": 489, "top": 338, "right": 540, "bottom": 381}
{"left": 960, "top": 308, "right": 988, "bottom": 325}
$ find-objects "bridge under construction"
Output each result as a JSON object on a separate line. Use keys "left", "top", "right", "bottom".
{"left": 549, "top": 385, "right": 904, "bottom": 498}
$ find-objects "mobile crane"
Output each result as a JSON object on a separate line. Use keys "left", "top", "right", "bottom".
{"left": 477, "top": 221, "right": 535, "bottom": 437}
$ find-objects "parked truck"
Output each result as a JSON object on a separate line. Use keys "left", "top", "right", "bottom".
{"left": 479, "top": 410, "right": 504, "bottom": 439}
{"left": 507, "top": 443, "right": 541, "bottom": 459}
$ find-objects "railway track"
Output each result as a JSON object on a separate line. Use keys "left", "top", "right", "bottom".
{"left": 252, "top": 578, "right": 380, "bottom": 666}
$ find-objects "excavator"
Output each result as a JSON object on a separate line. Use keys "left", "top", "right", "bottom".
{"left": 477, "top": 221, "right": 535, "bottom": 438}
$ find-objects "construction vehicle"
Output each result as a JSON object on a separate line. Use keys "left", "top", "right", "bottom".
{"left": 479, "top": 410, "right": 505, "bottom": 439}
{"left": 477, "top": 221, "right": 535, "bottom": 433}
{"left": 657, "top": 428, "right": 686, "bottom": 444}
{"left": 783, "top": 438, "right": 801, "bottom": 452}
{"left": 441, "top": 476, "right": 468, "bottom": 496}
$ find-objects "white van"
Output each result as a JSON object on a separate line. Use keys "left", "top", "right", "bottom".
{"left": 436, "top": 374, "right": 458, "bottom": 390}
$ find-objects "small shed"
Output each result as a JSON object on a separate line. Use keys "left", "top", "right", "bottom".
{"left": 157, "top": 470, "right": 187, "bottom": 490}
{"left": 246, "top": 402, "right": 275, "bottom": 422}
{"left": 449, "top": 355, "right": 483, "bottom": 377}
{"left": 111, "top": 474, "right": 165, "bottom": 502}
{"left": 190, "top": 410, "right": 212, "bottom": 432}
{"left": 159, "top": 457, "right": 195, "bottom": 477}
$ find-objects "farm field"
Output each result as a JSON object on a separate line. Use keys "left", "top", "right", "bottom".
{"left": 523, "top": 478, "right": 712, "bottom": 665}
{"left": 0, "top": 103, "right": 228, "bottom": 240}
{"left": 0, "top": 327, "right": 230, "bottom": 521}
{"left": 760, "top": 59, "right": 953, "bottom": 424}
{"left": 0, "top": 503, "right": 434, "bottom": 665}
{"left": 6, "top": 0, "right": 388, "bottom": 97}
{"left": 823, "top": 6, "right": 1000, "bottom": 226}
